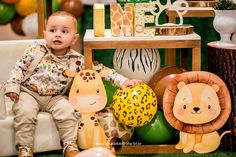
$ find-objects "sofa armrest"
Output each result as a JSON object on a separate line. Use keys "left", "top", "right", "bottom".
{"left": 0, "top": 84, "right": 6, "bottom": 120}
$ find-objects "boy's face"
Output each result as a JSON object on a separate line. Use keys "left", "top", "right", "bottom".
{"left": 44, "top": 15, "right": 78, "bottom": 55}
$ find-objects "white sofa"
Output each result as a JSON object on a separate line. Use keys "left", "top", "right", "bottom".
{"left": 0, "top": 39, "right": 62, "bottom": 156}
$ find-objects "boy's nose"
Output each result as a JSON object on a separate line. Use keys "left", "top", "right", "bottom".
{"left": 55, "top": 31, "right": 61, "bottom": 37}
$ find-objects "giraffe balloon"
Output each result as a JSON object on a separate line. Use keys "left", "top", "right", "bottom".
{"left": 65, "top": 69, "right": 110, "bottom": 150}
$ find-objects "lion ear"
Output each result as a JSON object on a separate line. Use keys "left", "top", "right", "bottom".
{"left": 211, "top": 84, "right": 220, "bottom": 92}
{"left": 177, "top": 81, "right": 186, "bottom": 90}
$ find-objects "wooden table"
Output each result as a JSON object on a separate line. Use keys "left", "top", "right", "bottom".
{"left": 83, "top": 29, "right": 201, "bottom": 71}
{"left": 165, "top": 7, "right": 214, "bottom": 67}
{"left": 166, "top": 7, "right": 215, "bottom": 24}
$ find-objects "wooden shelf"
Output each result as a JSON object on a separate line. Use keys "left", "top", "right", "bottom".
{"left": 166, "top": 7, "right": 215, "bottom": 23}
{"left": 83, "top": 29, "right": 201, "bottom": 70}
{"left": 165, "top": 7, "right": 214, "bottom": 68}
{"left": 37, "top": 0, "right": 45, "bottom": 38}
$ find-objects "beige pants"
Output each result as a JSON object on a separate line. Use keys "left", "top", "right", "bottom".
{"left": 13, "top": 86, "right": 77, "bottom": 149}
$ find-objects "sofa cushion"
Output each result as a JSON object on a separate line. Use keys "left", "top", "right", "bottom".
{"left": 0, "top": 81, "right": 62, "bottom": 157}
{"left": 0, "top": 112, "right": 62, "bottom": 156}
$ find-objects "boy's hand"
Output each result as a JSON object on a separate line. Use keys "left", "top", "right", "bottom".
{"left": 5, "top": 92, "right": 19, "bottom": 102}
{"left": 121, "top": 79, "right": 142, "bottom": 92}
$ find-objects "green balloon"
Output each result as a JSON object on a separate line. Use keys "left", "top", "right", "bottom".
{"left": 0, "top": 2, "right": 16, "bottom": 24}
{"left": 77, "top": 17, "right": 82, "bottom": 33}
{"left": 52, "top": 0, "right": 60, "bottom": 13}
{"left": 44, "top": 0, "right": 47, "bottom": 17}
{"left": 135, "top": 110, "right": 177, "bottom": 144}
{"left": 102, "top": 79, "right": 118, "bottom": 105}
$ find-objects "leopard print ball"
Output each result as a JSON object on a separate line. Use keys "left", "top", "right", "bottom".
{"left": 112, "top": 82, "right": 158, "bottom": 127}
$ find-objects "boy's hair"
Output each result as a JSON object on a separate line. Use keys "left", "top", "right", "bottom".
{"left": 47, "top": 11, "right": 78, "bottom": 32}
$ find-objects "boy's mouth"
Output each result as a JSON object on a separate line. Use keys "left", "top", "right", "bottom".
{"left": 53, "top": 40, "right": 62, "bottom": 44}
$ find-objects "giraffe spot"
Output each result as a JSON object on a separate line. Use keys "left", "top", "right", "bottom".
{"left": 105, "top": 132, "right": 109, "bottom": 137}
{"left": 110, "top": 120, "right": 116, "bottom": 127}
{"left": 121, "top": 133, "right": 130, "bottom": 142}
{"left": 76, "top": 60, "right": 81, "bottom": 66}
{"left": 118, "top": 123, "right": 125, "bottom": 131}
{"left": 111, "top": 130, "right": 118, "bottom": 137}
{"left": 104, "top": 124, "right": 109, "bottom": 130}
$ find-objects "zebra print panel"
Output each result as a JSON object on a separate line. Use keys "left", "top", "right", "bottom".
{"left": 114, "top": 48, "right": 159, "bottom": 73}
{"left": 113, "top": 48, "right": 160, "bottom": 83}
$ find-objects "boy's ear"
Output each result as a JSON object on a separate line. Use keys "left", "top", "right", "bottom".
{"left": 72, "top": 34, "right": 79, "bottom": 45}
{"left": 43, "top": 30, "right": 46, "bottom": 38}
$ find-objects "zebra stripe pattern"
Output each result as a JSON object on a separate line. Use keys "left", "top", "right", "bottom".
{"left": 113, "top": 48, "right": 160, "bottom": 83}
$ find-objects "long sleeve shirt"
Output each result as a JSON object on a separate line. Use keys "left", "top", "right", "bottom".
{"left": 5, "top": 40, "right": 128, "bottom": 96}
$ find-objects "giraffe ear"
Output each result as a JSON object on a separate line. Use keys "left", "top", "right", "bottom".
{"left": 64, "top": 69, "right": 77, "bottom": 78}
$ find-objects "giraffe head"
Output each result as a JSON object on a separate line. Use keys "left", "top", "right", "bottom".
{"left": 65, "top": 69, "right": 107, "bottom": 113}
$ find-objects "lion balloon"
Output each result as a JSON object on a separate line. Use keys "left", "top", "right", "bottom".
{"left": 163, "top": 71, "right": 232, "bottom": 154}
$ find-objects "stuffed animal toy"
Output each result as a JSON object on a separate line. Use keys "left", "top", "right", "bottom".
{"left": 65, "top": 69, "right": 110, "bottom": 150}
{"left": 163, "top": 71, "right": 232, "bottom": 154}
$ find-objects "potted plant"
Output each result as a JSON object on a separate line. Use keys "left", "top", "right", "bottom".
{"left": 213, "top": 0, "right": 236, "bottom": 9}
{"left": 213, "top": 0, "right": 236, "bottom": 47}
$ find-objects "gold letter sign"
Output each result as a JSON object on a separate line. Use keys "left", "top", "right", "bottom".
{"left": 110, "top": 3, "right": 134, "bottom": 37}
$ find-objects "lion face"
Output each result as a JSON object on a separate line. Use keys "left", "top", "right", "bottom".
{"left": 173, "top": 82, "right": 221, "bottom": 125}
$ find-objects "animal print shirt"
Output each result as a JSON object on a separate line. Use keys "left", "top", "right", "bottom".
{"left": 5, "top": 41, "right": 128, "bottom": 96}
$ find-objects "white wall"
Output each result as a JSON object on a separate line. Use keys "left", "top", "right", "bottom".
{"left": 0, "top": 24, "right": 33, "bottom": 41}
{"left": 0, "top": 24, "right": 82, "bottom": 52}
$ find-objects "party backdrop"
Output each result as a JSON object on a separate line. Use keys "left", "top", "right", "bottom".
{"left": 80, "top": 4, "right": 220, "bottom": 71}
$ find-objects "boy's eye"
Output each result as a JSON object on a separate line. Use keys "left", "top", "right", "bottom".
{"left": 62, "top": 30, "right": 69, "bottom": 34}
{"left": 49, "top": 29, "right": 55, "bottom": 33}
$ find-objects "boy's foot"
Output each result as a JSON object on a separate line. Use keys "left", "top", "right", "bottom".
{"left": 64, "top": 143, "right": 80, "bottom": 157}
{"left": 18, "top": 145, "right": 33, "bottom": 157}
